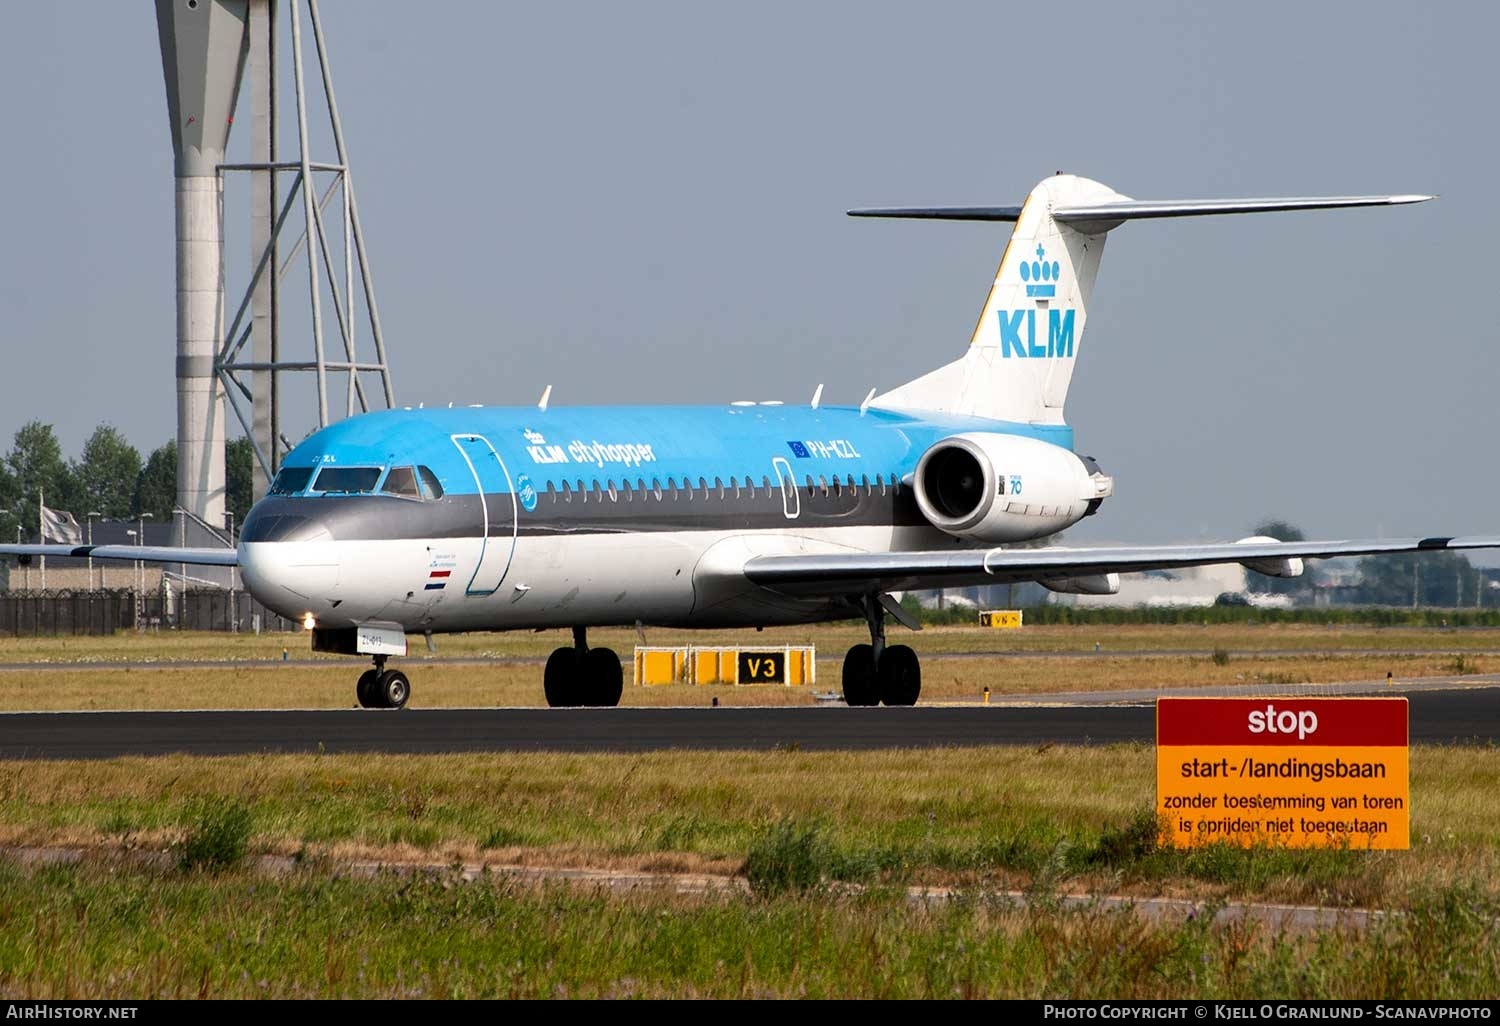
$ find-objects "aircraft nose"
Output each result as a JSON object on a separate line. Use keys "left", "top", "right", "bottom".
{"left": 239, "top": 536, "right": 341, "bottom": 618}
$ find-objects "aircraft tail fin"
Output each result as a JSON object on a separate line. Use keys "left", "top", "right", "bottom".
{"left": 858, "top": 175, "right": 1430, "bottom": 426}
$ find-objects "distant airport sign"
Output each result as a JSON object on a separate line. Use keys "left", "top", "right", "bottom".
{"left": 980, "top": 610, "right": 1023, "bottom": 629}
{"left": 1156, "top": 697, "right": 1409, "bottom": 849}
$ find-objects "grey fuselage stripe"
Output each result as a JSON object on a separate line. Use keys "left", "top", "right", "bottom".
{"left": 241, "top": 487, "right": 930, "bottom": 543}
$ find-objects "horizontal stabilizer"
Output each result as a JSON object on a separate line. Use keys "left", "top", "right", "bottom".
{"left": 848, "top": 206, "right": 1025, "bottom": 222}
{"left": 1053, "top": 194, "right": 1433, "bottom": 225}
{"left": 848, "top": 194, "right": 1432, "bottom": 226}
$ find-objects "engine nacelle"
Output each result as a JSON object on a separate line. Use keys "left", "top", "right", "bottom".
{"left": 1039, "top": 573, "right": 1121, "bottom": 596}
{"left": 913, "top": 432, "right": 1113, "bottom": 543}
{"left": 1235, "top": 535, "right": 1305, "bottom": 578}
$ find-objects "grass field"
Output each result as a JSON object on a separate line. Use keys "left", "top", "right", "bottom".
{"left": 2, "top": 746, "right": 1495, "bottom": 908}
{"left": 2, "top": 626, "right": 1495, "bottom": 997}
{"left": 0, "top": 652, "right": 1487, "bottom": 711}
{"left": 2, "top": 862, "right": 1496, "bottom": 998}
{"left": 1, "top": 744, "right": 1497, "bottom": 998}
{"left": 4, "top": 622, "right": 1500, "bottom": 664}
{"left": 0, "top": 623, "right": 1495, "bottom": 710}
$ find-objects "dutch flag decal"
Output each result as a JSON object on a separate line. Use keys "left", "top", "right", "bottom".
{"left": 425, "top": 570, "right": 452, "bottom": 591}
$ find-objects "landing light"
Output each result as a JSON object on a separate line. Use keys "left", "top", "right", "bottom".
{"left": 302, "top": 613, "right": 317, "bottom": 631}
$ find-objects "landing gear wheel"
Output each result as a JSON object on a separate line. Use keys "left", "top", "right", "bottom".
{"left": 583, "top": 647, "right": 624, "bottom": 708}
{"left": 378, "top": 669, "right": 410, "bottom": 710}
{"left": 842, "top": 644, "right": 880, "bottom": 706}
{"left": 877, "top": 644, "right": 921, "bottom": 706}
{"left": 544, "top": 647, "right": 581, "bottom": 708}
{"left": 356, "top": 669, "right": 380, "bottom": 708}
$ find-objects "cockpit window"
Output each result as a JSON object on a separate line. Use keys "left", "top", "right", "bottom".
{"left": 381, "top": 466, "right": 420, "bottom": 498}
{"left": 417, "top": 466, "right": 444, "bottom": 500}
{"left": 312, "top": 466, "right": 381, "bottom": 494}
{"left": 269, "top": 466, "right": 314, "bottom": 495}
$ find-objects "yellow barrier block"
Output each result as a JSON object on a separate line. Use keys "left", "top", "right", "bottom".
{"left": 633, "top": 646, "right": 816, "bottom": 686}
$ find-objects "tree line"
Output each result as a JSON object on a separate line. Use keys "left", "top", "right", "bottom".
{"left": 0, "top": 422, "right": 254, "bottom": 543}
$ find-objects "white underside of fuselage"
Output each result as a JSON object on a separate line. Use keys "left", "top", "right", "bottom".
{"left": 240, "top": 524, "right": 961, "bottom": 634}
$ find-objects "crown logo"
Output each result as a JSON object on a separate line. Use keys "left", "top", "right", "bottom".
{"left": 1020, "top": 244, "right": 1061, "bottom": 298}
{"left": 523, "top": 428, "right": 547, "bottom": 445}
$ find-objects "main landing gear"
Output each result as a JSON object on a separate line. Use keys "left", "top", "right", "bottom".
{"left": 842, "top": 596, "right": 921, "bottom": 707}
{"left": 544, "top": 627, "right": 624, "bottom": 708}
{"left": 356, "top": 654, "right": 410, "bottom": 710}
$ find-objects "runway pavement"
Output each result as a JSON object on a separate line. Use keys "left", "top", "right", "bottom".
{"left": 1, "top": 686, "right": 1496, "bottom": 760}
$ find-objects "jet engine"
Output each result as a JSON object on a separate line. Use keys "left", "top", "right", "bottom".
{"left": 1235, "top": 535, "right": 1305, "bottom": 578}
{"left": 1039, "top": 573, "right": 1121, "bottom": 596}
{"left": 912, "top": 433, "right": 1113, "bottom": 543}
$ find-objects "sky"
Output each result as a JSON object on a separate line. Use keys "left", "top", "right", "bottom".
{"left": 0, "top": 1, "right": 1495, "bottom": 550}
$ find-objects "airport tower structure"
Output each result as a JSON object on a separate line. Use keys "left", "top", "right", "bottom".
{"left": 155, "top": 0, "right": 396, "bottom": 519}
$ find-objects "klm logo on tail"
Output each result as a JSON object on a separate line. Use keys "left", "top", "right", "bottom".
{"left": 1000, "top": 244, "right": 1074, "bottom": 358}
{"left": 998, "top": 308, "right": 1075, "bottom": 359}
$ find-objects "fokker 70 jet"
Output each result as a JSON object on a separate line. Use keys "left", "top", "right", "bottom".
{"left": 8, "top": 175, "right": 1492, "bottom": 709}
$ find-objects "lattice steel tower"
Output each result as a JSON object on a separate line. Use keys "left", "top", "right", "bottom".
{"left": 155, "top": 0, "right": 395, "bottom": 514}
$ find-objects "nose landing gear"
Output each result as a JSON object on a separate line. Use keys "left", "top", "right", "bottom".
{"left": 841, "top": 595, "right": 921, "bottom": 707}
{"left": 356, "top": 654, "right": 410, "bottom": 710}
{"left": 544, "top": 626, "right": 624, "bottom": 708}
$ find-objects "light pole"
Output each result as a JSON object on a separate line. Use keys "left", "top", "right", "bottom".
{"left": 136, "top": 513, "right": 153, "bottom": 627}
{"left": 86, "top": 512, "right": 101, "bottom": 591}
{"left": 224, "top": 510, "right": 238, "bottom": 632}
{"left": 16, "top": 526, "right": 28, "bottom": 591}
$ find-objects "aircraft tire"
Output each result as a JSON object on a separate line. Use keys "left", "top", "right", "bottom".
{"left": 544, "top": 647, "right": 581, "bottom": 708}
{"left": 378, "top": 669, "right": 411, "bottom": 710}
{"left": 356, "top": 669, "right": 380, "bottom": 708}
{"left": 583, "top": 647, "right": 624, "bottom": 707}
{"left": 842, "top": 644, "right": 880, "bottom": 706}
{"left": 877, "top": 645, "right": 921, "bottom": 706}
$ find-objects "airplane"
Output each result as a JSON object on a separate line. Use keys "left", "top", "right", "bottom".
{"left": 7, "top": 174, "right": 1497, "bottom": 711}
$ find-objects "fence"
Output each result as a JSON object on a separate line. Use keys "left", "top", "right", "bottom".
{"left": 0, "top": 589, "right": 298, "bottom": 635}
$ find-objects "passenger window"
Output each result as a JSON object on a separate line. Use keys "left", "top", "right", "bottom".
{"left": 762, "top": 475, "right": 772, "bottom": 497}
{"left": 417, "top": 466, "right": 445, "bottom": 500}
{"left": 715, "top": 476, "right": 725, "bottom": 500}
{"left": 831, "top": 477, "right": 841, "bottom": 497}
{"left": 698, "top": 477, "right": 708, "bottom": 498}
{"left": 666, "top": 477, "right": 678, "bottom": 498}
{"left": 730, "top": 476, "right": 740, "bottom": 498}
{"left": 381, "top": 466, "right": 420, "bottom": 498}
{"left": 818, "top": 475, "right": 829, "bottom": 496}
{"left": 652, "top": 478, "right": 663, "bottom": 501}
{"left": 593, "top": 480, "right": 604, "bottom": 501}
{"left": 861, "top": 473, "right": 871, "bottom": 495}
{"left": 561, "top": 480, "right": 573, "bottom": 503}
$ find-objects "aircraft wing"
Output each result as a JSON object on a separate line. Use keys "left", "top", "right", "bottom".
{"left": 0, "top": 544, "right": 238, "bottom": 567}
{"left": 742, "top": 536, "right": 1500, "bottom": 597}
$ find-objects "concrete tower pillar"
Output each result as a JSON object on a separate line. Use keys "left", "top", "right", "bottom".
{"left": 155, "top": 0, "right": 249, "bottom": 525}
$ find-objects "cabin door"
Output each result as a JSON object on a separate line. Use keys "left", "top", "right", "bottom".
{"left": 450, "top": 434, "right": 519, "bottom": 595}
